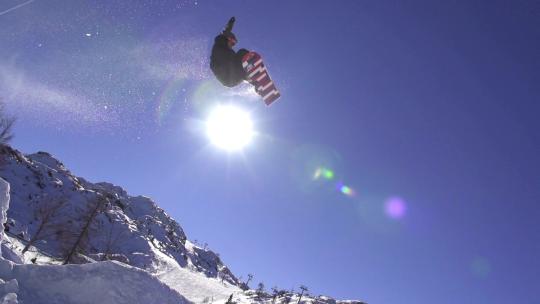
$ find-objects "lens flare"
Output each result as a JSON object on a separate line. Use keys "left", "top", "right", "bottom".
{"left": 156, "top": 78, "right": 186, "bottom": 125}
{"left": 313, "top": 167, "right": 335, "bottom": 180}
{"left": 339, "top": 185, "right": 356, "bottom": 197}
{"left": 385, "top": 196, "right": 407, "bottom": 219}
{"left": 191, "top": 80, "right": 222, "bottom": 114}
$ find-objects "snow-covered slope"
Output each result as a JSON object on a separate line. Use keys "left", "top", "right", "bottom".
{"left": 0, "top": 146, "right": 240, "bottom": 281}
{"left": 8, "top": 261, "right": 190, "bottom": 304}
{"left": 0, "top": 177, "right": 190, "bottom": 304}
{"left": 0, "top": 146, "right": 244, "bottom": 302}
{"left": 0, "top": 146, "right": 365, "bottom": 303}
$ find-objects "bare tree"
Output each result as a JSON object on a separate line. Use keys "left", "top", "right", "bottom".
{"left": 0, "top": 101, "right": 15, "bottom": 146}
{"left": 0, "top": 101, "right": 15, "bottom": 168}
{"left": 278, "top": 289, "right": 288, "bottom": 298}
{"left": 246, "top": 273, "right": 254, "bottom": 287}
{"left": 22, "top": 197, "right": 65, "bottom": 254}
{"left": 256, "top": 282, "right": 265, "bottom": 297}
{"left": 100, "top": 217, "right": 129, "bottom": 261}
{"left": 271, "top": 286, "right": 279, "bottom": 303}
{"left": 218, "top": 271, "right": 227, "bottom": 285}
{"left": 298, "top": 285, "right": 308, "bottom": 304}
{"left": 62, "top": 194, "right": 109, "bottom": 264}
{"left": 283, "top": 291, "right": 292, "bottom": 304}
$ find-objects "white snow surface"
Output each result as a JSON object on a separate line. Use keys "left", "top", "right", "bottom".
{"left": 154, "top": 248, "right": 241, "bottom": 303}
{"left": 8, "top": 261, "right": 188, "bottom": 304}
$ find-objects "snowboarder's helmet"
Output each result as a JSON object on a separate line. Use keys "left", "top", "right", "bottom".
{"left": 225, "top": 32, "right": 237, "bottom": 46}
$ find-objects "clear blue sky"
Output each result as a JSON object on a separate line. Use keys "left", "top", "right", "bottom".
{"left": 2, "top": 0, "right": 539, "bottom": 303}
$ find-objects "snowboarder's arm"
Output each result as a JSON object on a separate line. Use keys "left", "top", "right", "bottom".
{"left": 223, "top": 17, "right": 235, "bottom": 34}
{"left": 215, "top": 17, "right": 235, "bottom": 46}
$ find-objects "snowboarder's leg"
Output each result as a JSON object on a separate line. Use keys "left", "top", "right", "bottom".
{"left": 236, "top": 49, "right": 250, "bottom": 81}
{"left": 237, "top": 49, "right": 249, "bottom": 58}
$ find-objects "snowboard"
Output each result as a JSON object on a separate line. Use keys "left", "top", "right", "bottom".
{"left": 241, "top": 52, "right": 280, "bottom": 105}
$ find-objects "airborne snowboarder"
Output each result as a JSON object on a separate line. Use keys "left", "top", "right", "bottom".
{"left": 210, "top": 17, "right": 281, "bottom": 105}
{"left": 210, "top": 17, "right": 249, "bottom": 88}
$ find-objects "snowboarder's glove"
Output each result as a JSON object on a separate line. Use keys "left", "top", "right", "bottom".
{"left": 224, "top": 17, "right": 235, "bottom": 33}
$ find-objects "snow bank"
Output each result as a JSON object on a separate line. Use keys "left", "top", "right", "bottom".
{"left": 0, "top": 178, "right": 9, "bottom": 244}
{"left": 0, "top": 178, "right": 19, "bottom": 304}
{"left": 9, "top": 261, "right": 189, "bottom": 304}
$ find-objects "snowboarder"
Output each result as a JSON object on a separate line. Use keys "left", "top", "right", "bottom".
{"left": 210, "top": 17, "right": 281, "bottom": 105}
{"left": 210, "top": 17, "right": 250, "bottom": 87}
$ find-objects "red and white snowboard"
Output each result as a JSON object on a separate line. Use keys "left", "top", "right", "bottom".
{"left": 242, "top": 52, "right": 280, "bottom": 106}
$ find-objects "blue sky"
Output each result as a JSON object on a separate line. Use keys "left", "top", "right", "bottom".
{"left": 2, "top": 0, "right": 540, "bottom": 303}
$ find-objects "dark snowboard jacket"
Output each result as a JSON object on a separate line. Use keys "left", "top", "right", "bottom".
{"left": 210, "top": 34, "right": 249, "bottom": 87}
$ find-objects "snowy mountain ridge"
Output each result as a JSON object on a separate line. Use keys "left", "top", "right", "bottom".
{"left": 0, "top": 145, "right": 365, "bottom": 304}
{"left": 0, "top": 146, "right": 240, "bottom": 285}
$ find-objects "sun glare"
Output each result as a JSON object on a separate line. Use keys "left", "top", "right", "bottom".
{"left": 206, "top": 105, "right": 254, "bottom": 151}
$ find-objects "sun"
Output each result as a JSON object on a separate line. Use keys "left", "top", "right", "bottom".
{"left": 206, "top": 105, "right": 254, "bottom": 151}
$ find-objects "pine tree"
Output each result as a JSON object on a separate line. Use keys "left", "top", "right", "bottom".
{"left": 298, "top": 285, "right": 308, "bottom": 304}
